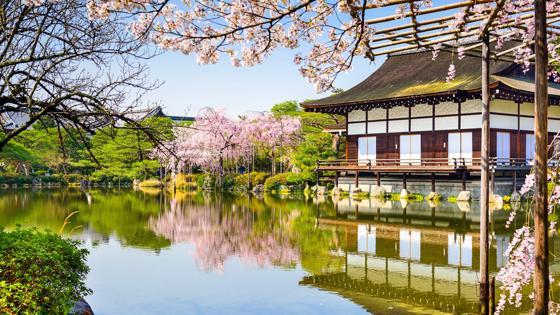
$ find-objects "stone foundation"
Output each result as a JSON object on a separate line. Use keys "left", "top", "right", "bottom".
{"left": 337, "top": 175, "right": 522, "bottom": 200}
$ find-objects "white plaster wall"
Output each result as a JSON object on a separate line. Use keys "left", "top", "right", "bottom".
{"left": 367, "top": 121, "right": 386, "bottom": 134}
{"left": 348, "top": 122, "right": 366, "bottom": 135}
{"left": 410, "top": 118, "right": 432, "bottom": 132}
{"left": 388, "top": 120, "right": 409, "bottom": 133}
{"left": 461, "top": 99, "right": 481, "bottom": 114}
{"left": 549, "top": 119, "right": 560, "bottom": 133}
{"left": 435, "top": 102, "right": 458, "bottom": 115}
{"left": 461, "top": 114, "right": 482, "bottom": 129}
{"left": 550, "top": 106, "right": 560, "bottom": 118}
{"left": 348, "top": 110, "right": 366, "bottom": 122}
{"left": 411, "top": 104, "right": 432, "bottom": 117}
{"left": 490, "top": 99, "right": 518, "bottom": 114}
{"left": 520, "top": 117, "right": 533, "bottom": 131}
{"left": 368, "top": 108, "right": 386, "bottom": 120}
{"left": 435, "top": 116, "right": 458, "bottom": 130}
{"left": 520, "top": 102, "right": 533, "bottom": 116}
{"left": 389, "top": 106, "right": 409, "bottom": 119}
{"left": 490, "top": 114, "right": 517, "bottom": 130}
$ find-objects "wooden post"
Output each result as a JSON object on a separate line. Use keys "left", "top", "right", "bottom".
{"left": 512, "top": 171, "right": 517, "bottom": 192}
{"left": 334, "top": 171, "right": 339, "bottom": 187}
{"left": 403, "top": 173, "right": 407, "bottom": 190}
{"left": 462, "top": 172, "right": 467, "bottom": 191}
{"left": 479, "top": 33, "right": 491, "bottom": 315}
{"left": 376, "top": 172, "right": 381, "bottom": 186}
{"left": 534, "top": 1, "right": 549, "bottom": 313}
{"left": 431, "top": 173, "right": 436, "bottom": 193}
{"left": 490, "top": 277, "right": 496, "bottom": 315}
{"left": 355, "top": 172, "right": 359, "bottom": 188}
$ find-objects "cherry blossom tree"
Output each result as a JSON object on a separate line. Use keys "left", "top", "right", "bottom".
{"left": 77, "top": 0, "right": 560, "bottom": 90}
{"left": 496, "top": 132, "right": 560, "bottom": 314}
{"left": 155, "top": 108, "right": 301, "bottom": 185}
{"left": 242, "top": 112, "right": 301, "bottom": 174}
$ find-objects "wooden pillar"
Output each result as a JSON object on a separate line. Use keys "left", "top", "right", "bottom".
{"left": 334, "top": 171, "right": 339, "bottom": 187}
{"left": 512, "top": 171, "right": 517, "bottom": 192}
{"left": 355, "top": 171, "right": 359, "bottom": 188}
{"left": 462, "top": 172, "right": 467, "bottom": 191}
{"left": 534, "top": 1, "right": 549, "bottom": 313}
{"left": 431, "top": 173, "right": 436, "bottom": 193}
{"left": 479, "top": 33, "right": 491, "bottom": 315}
{"left": 403, "top": 173, "right": 407, "bottom": 190}
{"left": 376, "top": 172, "right": 381, "bottom": 186}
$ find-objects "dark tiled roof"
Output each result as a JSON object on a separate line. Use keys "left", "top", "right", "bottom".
{"left": 302, "top": 45, "right": 560, "bottom": 110}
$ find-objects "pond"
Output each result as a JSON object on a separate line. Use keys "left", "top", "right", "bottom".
{"left": 0, "top": 189, "right": 555, "bottom": 314}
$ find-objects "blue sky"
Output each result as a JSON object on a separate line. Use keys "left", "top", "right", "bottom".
{"left": 143, "top": 49, "right": 385, "bottom": 117}
{"left": 138, "top": 0, "right": 462, "bottom": 117}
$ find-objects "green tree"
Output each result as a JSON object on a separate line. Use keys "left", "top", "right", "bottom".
{"left": 90, "top": 117, "right": 174, "bottom": 182}
{"left": 270, "top": 100, "right": 343, "bottom": 181}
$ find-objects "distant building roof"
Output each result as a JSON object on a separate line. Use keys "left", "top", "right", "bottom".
{"left": 1, "top": 111, "right": 30, "bottom": 131}
{"left": 302, "top": 43, "right": 560, "bottom": 113}
{"left": 142, "top": 106, "right": 194, "bottom": 123}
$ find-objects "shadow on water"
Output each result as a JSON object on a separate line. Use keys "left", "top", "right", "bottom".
{"left": 0, "top": 188, "right": 557, "bottom": 314}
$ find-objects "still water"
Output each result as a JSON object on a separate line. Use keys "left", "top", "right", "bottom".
{"left": 0, "top": 189, "right": 554, "bottom": 314}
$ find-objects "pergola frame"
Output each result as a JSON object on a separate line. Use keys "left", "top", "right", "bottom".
{"left": 344, "top": 1, "right": 553, "bottom": 314}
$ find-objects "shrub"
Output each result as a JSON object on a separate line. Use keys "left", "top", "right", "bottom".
{"left": 264, "top": 173, "right": 308, "bottom": 191}
{"left": 234, "top": 172, "right": 269, "bottom": 189}
{"left": 264, "top": 173, "right": 288, "bottom": 191}
{"left": 174, "top": 174, "right": 198, "bottom": 190}
{"left": 197, "top": 174, "right": 216, "bottom": 190}
{"left": 222, "top": 174, "right": 236, "bottom": 190}
{"left": 138, "top": 178, "right": 163, "bottom": 188}
{"left": 0, "top": 228, "right": 90, "bottom": 314}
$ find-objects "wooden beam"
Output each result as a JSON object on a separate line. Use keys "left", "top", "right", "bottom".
{"left": 479, "top": 34, "right": 490, "bottom": 315}
{"left": 365, "top": 0, "right": 494, "bottom": 23}
{"left": 533, "top": 0, "right": 549, "bottom": 313}
{"left": 479, "top": 0, "right": 508, "bottom": 37}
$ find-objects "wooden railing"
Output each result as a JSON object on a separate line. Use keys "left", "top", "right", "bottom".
{"left": 316, "top": 157, "right": 535, "bottom": 171}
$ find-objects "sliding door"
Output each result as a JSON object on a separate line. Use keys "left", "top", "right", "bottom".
{"left": 526, "top": 133, "right": 535, "bottom": 165}
{"left": 448, "top": 132, "right": 473, "bottom": 165}
{"left": 400, "top": 134, "right": 421, "bottom": 165}
{"left": 496, "top": 132, "right": 510, "bottom": 165}
{"left": 358, "top": 136, "right": 376, "bottom": 166}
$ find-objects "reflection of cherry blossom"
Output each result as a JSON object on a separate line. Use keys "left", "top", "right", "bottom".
{"left": 149, "top": 200, "right": 299, "bottom": 272}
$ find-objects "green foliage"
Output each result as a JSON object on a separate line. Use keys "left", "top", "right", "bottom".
{"left": 0, "top": 228, "right": 90, "bottom": 314}
{"left": 269, "top": 100, "right": 341, "bottom": 180}
{"left": 138, "top": 178, "right": 163, "bottom": 187}
{"left": 197, "top": 174, "right": 216, "bottom": 190}
{"left": 90, "top": 117, "right": 173, "bottom": 182}
{"left": 264, "top": 173, "right": 308, "bottom": 191}
{"left": 0, "top": 174, "right": 66, "bottom": 186}
{"left": 234, "top": 172, "right": 269, "bottom": 189}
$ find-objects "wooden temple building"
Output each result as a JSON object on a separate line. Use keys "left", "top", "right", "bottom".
{"left": 302, "top": 47, "right": 560, "bottom": 197}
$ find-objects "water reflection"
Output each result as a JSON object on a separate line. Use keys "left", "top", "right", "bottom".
{"left": 0, "top": 188, "right": 553, "bottom": 314}
{"left": 149, "top": 198, "right": 299, "bottom": 271}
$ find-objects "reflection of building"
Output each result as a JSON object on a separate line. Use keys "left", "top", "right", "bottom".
{"left": 303, "top": 202, "right": 522, "bottom": 314}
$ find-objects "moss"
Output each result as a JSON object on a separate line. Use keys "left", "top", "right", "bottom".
{"left": 138, "top": 179, "right": 163, "bottom": 188}
{"left": 407, "top": 193, "right": 424, "bottom": 202}
{"left": 395, "top": 76, "right": 470, "bottom": 96}
{"left": 447, "top": 196, "right": 458, "bottom": 203}
{"left": 352, "top": 192, "right": 370, "bottom": 199}
{"left": 385, "top": 193, "right": 401, "bottom": 201}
